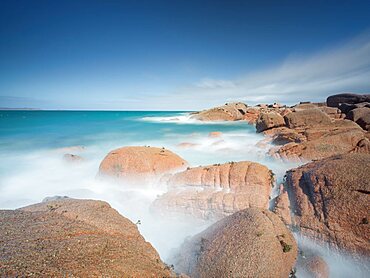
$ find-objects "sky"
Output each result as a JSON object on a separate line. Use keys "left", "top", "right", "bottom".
{"left": 0, "top": 0, "right": 370, "bottom": 110}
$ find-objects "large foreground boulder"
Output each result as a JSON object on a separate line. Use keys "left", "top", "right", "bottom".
{"left": 284, "top": 153, "right": 370, "bottom": 256}
{"left": 327, "top": 93, "right": 370, "bottom": 108}
{"left": 152, "top": 161, "right": 273, "bottom": 220}
{"left": 191, "top": 102, "right": 248, "bottom": 121}
{"left": 98, "top": 146, "right": 188, "bottom": 185}
{"left": 173, "top": 208, "right": 297, "bottom": 278}
{"left": 0, "top": 198, "right": 173, "bottom": 277}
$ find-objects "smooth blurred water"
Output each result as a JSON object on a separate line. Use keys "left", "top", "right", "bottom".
{"left": 1, "top": 110, "right": 283, "bottom": 260}
{"left": 0, "top": 110, "right": 368, "bottom": 275}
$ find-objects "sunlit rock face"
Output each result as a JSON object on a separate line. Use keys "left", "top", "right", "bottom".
{"left": 0, "top": 198, "right": 174, "bottom": 277}
{"left": 255, "top": 111, "right": 285, "bottom": 132}
{"left": 284, "top": 109, "right": 332, "bottom": 129}
{"left": 256, "top": 107, "right": 370, "bottom": 162}
{"left": 190, "top": 102, "right": 248, "bottom": 121}
{"left": 283, "top": 153, "right": 370, "bottom": 257}
{"left": 172, "top": 208, "right": 297, "bottom": 278}
{"left": 152, "top": 161, "right": 273, "bottom": 220}
{"left": 98, "top": 146, "right": 188, "bottom": 186}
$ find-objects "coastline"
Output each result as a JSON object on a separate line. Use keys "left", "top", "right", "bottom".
{"left": 0, "top": 93, "right": 369, "bottom": 277}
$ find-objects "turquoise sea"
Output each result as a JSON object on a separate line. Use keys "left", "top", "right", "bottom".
{"left": 0, "top": 110, "right": 278, "bottom": 259}
{"left": 0, "top": 110, "right": 364, "bottom": 276}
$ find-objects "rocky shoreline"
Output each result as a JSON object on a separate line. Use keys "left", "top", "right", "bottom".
{"left": 1, "top": 93, "right": 369, "bottom": 277}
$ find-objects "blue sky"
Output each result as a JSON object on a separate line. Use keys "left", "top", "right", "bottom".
{"left": 0, "top": 0, "right": 369, "bottom": 110}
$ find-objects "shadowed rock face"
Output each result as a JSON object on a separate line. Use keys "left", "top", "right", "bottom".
{"left": 284, "top": 153, "right": 370, "bottom": 257}
{"left": 327, "top": 93, "right": 370, "bottom": 108}
{"left": 0, "top": 199, "right": 174, "bottom": 277}
{"left": 152, "top": 161, "right": 273, "bottom": 220}
{"left": 346, "top": 107, "right": 370, "bottom": 131}
{"left": 173, "top": 208, "right": 297, "bottom": 278}
{"left": 98, "top": 146, "right": 188, "bottom": 185}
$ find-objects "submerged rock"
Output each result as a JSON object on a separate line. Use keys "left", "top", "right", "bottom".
{"left": 0, "top": 198, "right": 174, "bottom": 277}
{"left": 152, "top": 161, "right": 273, "bottom": 220}
{"left": 301, "top": 255, "right": 330, "bottom": 278}
{"left": 63, "top": 153, "right": 84, "bottom": 163}
{"left": 98, "top": 146, "right": 188, "bottom": 185}
{"left": 284, "top": 153, "right": 370, "bottom": 256}
{"left": 173, "top": 208, "right": 297, "bottom": 278}
{"left": 208, "top": 131, "right": 222, "bottom": 137}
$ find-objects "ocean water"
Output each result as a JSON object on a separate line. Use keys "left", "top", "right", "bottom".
{"left": 0, "top": 110, "right": 366, "bottom": 276}
{"left": 1, "top": 110, "right": 284, "bottom": 258}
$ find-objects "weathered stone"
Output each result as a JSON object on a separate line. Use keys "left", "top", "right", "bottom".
{"left": 0, "top": 199, "right": 173, "bottom": 277}
{"left": 152, "top": 161, "right": 272, "bottom": 220}
{"left": 256, "top": 112, "right": 285, "bottom": 132}
{"left": 98, "top": 146, "right": 188, "bottom": 185}
{"left": 284, "top": 109, "right": 332, "bottom": 129}
{"left": 346, "top": 107, "right": 370, "bottom": 131}
{"left": 285, "top": 153, "right": 370, "bottom": 256}
{"left": 173, "top": 208, "right": 297, "bottom": 278}
{"left": 191, "top": 102, "right": 248, "bottom": 121}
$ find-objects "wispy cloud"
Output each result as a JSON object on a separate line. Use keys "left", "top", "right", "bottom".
{"left": 168, "top": 32, "right": 370, "bottom": 109}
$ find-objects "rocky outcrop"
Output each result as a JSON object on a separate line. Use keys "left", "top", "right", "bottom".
{"left": 264, "top": 127, "right": 306, "bottom": 145}
{"left": 339, "top": 102, "right": 370, "bottom": 114}
{"left": 152, "top": 161, "right": 272, "bottom": 220}
{"left": 318, "top": 106, "right": 343, "bottom": 119}
{"left": 284, "top": 153, "right": 370, "bottom": 256}
{"left": 173, "top": 208, "right": 297, "bottom": 278}
{"left": 268, "top": 122, "right": 369, "bottom": 161}
{"left": 244, "top": 107, "right": 261, "bottom": 124}
{"left": 258, "top": 105, "right": 370, "bottom": 161}
{"left": 346, "top": 107, "right": 370, "bottom": 131}
{"left": 0, "top": 198, "right": 174, "bottom": 277}
{"left": 327, "top": 93, "right": 370, "bottom": 108}
{"left": 98, "top": 146, "right": 188, "bottom": 185}
{"left": 326, "top": 93, "right": 370, "bottom": 130}
{"left": 256, "top": 112, "right": 285, "bottom": 132}
{"left": 284, "top": 109, "right": 332, "bottom": 129}
{"left": 191, "top": 102, "right": 248, "bottom": 121}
